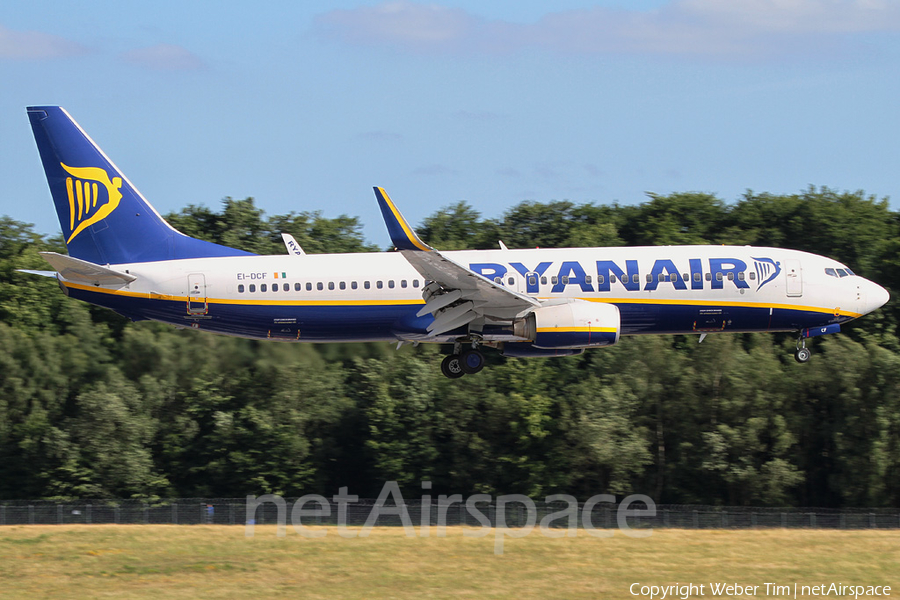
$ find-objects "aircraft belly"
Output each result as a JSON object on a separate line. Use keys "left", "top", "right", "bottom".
{"left": 67, "top": 285, "right": 850, "bottom": 344}
{"left": 66, "top": 287, "right": 410, "bottom": 342}
{"left": 618, "top": 302, "right": 776, "bottom": 335}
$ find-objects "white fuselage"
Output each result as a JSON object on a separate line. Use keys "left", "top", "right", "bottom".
{"left": 59, "top": 245, "right": 887, "bottom": 344}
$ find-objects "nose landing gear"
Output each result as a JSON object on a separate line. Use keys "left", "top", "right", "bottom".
{"left": 794, "top": 338, "right": 811, "bottom": 363}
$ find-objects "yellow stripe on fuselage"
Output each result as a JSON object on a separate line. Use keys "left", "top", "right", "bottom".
{"left": 62, "top": 281, "right": 425, "bottom": 307}
{"left": 536, "top": 327, "right": 618, "bottom": 333}
{"left": 570, "top": 296, "right": 862, "bottom": 319}
{"left": 60, "top": 281, "right": 861, "bottom": 317}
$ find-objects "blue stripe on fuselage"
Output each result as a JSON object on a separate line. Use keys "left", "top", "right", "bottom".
{"left": 65, "top": 285, "right": 851, "bottom": 342}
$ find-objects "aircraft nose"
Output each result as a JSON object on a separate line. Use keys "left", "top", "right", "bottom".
{"left": 863, "top": 280, "right": 890, "bottom": 314}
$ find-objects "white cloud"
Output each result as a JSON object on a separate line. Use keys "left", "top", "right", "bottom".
{"left": 454, "top": 110, "right": 503, "bottom": 121}
{"left": 315, "top": 0, "right": 900, "bottom": 58}
{"left": 316, "top": 2, "right": 480, "bottom": 50}
{"left": 357, "top": 130, "right": 404, "bottom": 142}
{"left": 122, "top": 44, "right": 205, "bottom": 70}
{"left": 0, "top": 24, "right": 87, "bottom": 60}
{"left": 412, "top": 163, "right": 459, "bottom": 176}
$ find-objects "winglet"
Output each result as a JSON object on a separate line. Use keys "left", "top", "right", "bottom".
{"left": 281, "top": 233, "right": 306, "bottom": 255}
{"left": 374, "top": 187, "right": 432, "bottom": 252}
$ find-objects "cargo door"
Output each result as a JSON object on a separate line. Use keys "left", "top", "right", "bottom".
{"left": 187, "top": 273, "right": 208, "bottom": 314}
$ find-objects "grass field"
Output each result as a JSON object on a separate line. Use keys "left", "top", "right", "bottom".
{"left": 0, "top": 525, "right": 897, "bottom": 599}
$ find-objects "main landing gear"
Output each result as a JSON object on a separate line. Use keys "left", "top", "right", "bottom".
{"left": 440, "top": 341, "right": 485, "bottom": 378}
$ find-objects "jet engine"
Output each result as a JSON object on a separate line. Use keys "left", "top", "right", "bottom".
{"left": 513, "top": 300, "right": 620, "bottom": 349}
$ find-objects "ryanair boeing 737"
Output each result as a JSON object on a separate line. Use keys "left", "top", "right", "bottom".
{"left": 22, "top": 107, "right": 889, "bottom": 378}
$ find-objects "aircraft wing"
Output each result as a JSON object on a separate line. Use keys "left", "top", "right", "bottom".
{"left": 37, "top": 252, "right": 137, "bottom": 285}
{"left": 374, "top": 187, "right": 538, "bottom": 336}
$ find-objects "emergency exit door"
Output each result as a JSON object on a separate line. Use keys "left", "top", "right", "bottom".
{"left": 785, "top": 260, "right": 802, "bottom": 297}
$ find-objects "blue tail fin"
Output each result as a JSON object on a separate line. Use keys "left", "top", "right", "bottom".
{"left": 27, "top": 106, "right": 253, "bottom": 264}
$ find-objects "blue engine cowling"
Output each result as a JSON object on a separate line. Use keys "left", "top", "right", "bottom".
{"left": 501, "top": 343, "right": 585, "bottom": 358}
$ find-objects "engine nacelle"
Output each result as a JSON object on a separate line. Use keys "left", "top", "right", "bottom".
{"left": 514, "top": 301, "right": 620, "bottom": 349}
{"left": 501, "top": 343, "right": 585, "bottom": 358}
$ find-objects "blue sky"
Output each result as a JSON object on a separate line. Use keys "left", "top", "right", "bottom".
{"left": 2, "top": 1, "right": 899, "bottom": 247}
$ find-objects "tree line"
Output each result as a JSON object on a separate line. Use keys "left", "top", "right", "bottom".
{"left": 0, "top": 187, "right": 898, "bottom": 507}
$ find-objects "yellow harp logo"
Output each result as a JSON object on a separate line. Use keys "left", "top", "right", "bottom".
{"left": 61, "top": 163, "right": 123, "bottom": 243}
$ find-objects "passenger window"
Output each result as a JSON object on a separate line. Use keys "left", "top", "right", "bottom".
{"left": 597, "top": 275, "right": 605, "bottom": 284}
{"left": 749, "top": 272, "right": 756, "bottom": 281}
{"left": 494, "top": 277, "right": 502, "bottom": 284}
{"left": 528, "top": 276, "right": 536, "bottom": 286}
{"left": 633, "top": 274, "right": 640, "bottom": 284}
{"left": 249, "top": 284, "right": 256, "bottom": 292}
{"left": 551, "top": 276, "right": 558, "bottom": 285}
{"left": 716, "top": 273, "right": 723, "bottom": 281}
{"left": 646, "top": 274, "right": 653, "bottom": 283}
{"left": 670, "top": 273, "right": 677, "bottom": 282}
{"left": 261, "top": 284, "right": 268, "bottom": 292}
{"left": 238, "top": 284, "right": 245, "bottom": 293}
{"left": 272, "top": 284, "right": 278, "bottom": 292}
{"left": 317, "top": 282, "right": 324, "bottom": 291}
{"left": 682, "top": 273, "right": 688, "bottom": 281}
{"left": 328, "top": 282, "right": 335, "bottom": 290}
{"left": 340, "top": 281, "right": 346, "bottom": 290}
{"left": 561, "top": 276, "right": 569, "bottom": 284}
{"left": 705, "top": 273, "right": 712, "bottom": 281}
{"left": 364, "top": 281, "right": 371, "bottom": 289}
{"left": 388, "top": 280, "right": 395, "bottom": 289}
{"left": 306, "top": 282, "right": 312, "bottom": 291}
{"left": 508, "top": 277, "right": 515, "bottom": 286}
{"left": 541, "top": 276, "right": 547, "bottom": 285}
{"left": 585, "top": 275, "right": 592, "bottom": 284}
{"left": 738, "top": 272, "right": 745, "bottom": 281}
{"left": 401, "top": 280, "right": 407, "bottom": 288}
{"left": 351, "top": 281, "right": 358, "bottom": 290}
{"left": 693, "top": 273, "right": 701, "bottom": 282}
{"left": 727, "top": 272, "right": 734, "bottom": 281}
{"left": 377, "top": 281, "right": 383, "bottom": 289}
{"left": 413, "top": 280, "right": 419, "bottom": 288}
{"left": 294, "top": 283, "right": 301, "bottom": 291}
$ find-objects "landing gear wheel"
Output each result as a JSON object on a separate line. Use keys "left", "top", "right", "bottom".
{"left": 441, "top": 354, "right": 465, "bottom": 378}
{"left": 460, "top": 349, "right": 485, "bottom": 374}
{"left": 794, "top": 347, "right": 811, "bottom": 363}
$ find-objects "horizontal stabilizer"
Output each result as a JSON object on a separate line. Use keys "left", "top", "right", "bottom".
{"left": 38, "top": 251, "right": 137, "bottom": 285}
{"left": 16, "top": 269, "right": 58, "bottom": 278}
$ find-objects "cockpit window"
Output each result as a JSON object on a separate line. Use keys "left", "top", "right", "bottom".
{"left": 826, "top": 266, "right": 855, "bottom": 278}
